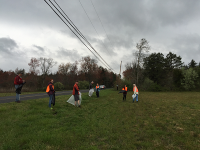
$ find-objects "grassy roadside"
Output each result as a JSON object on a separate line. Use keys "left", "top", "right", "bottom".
{"left": 0, "top": 92, "right": 45, "bottom": 97}
{"left": 0, "top": 89, "right": 90, "bottom": 97}
{"left": 0, "top": 89, "right": 200, "bottom": 149}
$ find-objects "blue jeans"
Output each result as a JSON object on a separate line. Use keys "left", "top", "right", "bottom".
{"left": 49, "top": 95, "right": 53, "bottom": 108}
{"left": 133, "top": 94, "right": 138, "bottom": 102}
{"left": 15, "top": 85, "right": 20, "bottom": 101}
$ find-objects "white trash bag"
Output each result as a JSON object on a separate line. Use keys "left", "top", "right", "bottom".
{"left": 132, "top": 94, "right": 137, "bottom": 99}
{"left": 88, "top": 89, "right": 94, "bottom": 96}
{"left": 67, "top": 92, "right": 82, "bottom": 106}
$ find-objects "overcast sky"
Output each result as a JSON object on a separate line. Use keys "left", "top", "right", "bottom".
{"left": 1, "top": 0, "right": 200, "bottom": 74}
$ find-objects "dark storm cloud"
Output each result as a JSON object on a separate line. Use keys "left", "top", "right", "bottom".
{"left": 1, "top": 0, "right": 200, "bottom": 72}
{"left": 150, "top": 0, "right": 200, "bottom": 27}
{"left": 0, "top": 37, "right": 18, "bottom": 55}
{"left": 170, "top": 34, "right": 200, "bottom": 64}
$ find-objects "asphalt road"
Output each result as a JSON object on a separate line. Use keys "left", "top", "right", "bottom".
{"left": 0, "top": 89, "right": 90, "bottom": 104}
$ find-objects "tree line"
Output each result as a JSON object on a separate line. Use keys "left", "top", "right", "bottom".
{"left": 122, "top": 39, "right": 200, "bottom": 91}
{"left": 0, "top": 56, "right": 117, "bottom": 92}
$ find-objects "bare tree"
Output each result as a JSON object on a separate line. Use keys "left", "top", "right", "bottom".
{"left": 80, "top": 56, "right": 98, "bottom": 82}
{"left": 58, "top": 63, "right": 71, "bottom": 75}
{"left": 28, "top": 58, "right": 40, "bottom": 75}
{"left": 135, "top": 38, "right": 150, "bottom": 84}
{"left": 39, "top": 57, "right": 57, "bottom": 86}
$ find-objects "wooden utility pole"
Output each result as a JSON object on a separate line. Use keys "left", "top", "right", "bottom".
{"left": 119, "top": 61, "right": 122, "bottom": 78}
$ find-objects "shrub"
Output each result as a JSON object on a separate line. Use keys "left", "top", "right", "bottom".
{"left": 54, "top": 82, "right": 64, "bottom": 91}
{"left": 79, "top": 80, "right": 89, "bottom": 89}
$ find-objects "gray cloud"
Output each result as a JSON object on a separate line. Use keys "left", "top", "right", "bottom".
{"left": 1, "top": 0, "right": 200, "bottom": 73}
{"left": 169, "top": 34, "right": 200, "bottom": 64}
{"left": 0, "top": 37, "right": 18, "bottom": 55}
{"left": 56, "top": 47, "right": 81, "bottom": 61}
{"left": 33, "top": 45, "right": 44, "bottom": 51}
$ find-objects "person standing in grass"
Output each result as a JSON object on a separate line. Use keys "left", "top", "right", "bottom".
{"left": 96, "top": 83, "right": 100, "bottom": 98}
{"left": 46, "top": 79, "right": 55, "bottom": 109}
{"left": 122, "top": 85, "right": 128, "bottom": 101}
{"left": 14, "top": 71, "right": 26, "bottom": 103}
{"left": 73, "top": 81, "right": 81, "bottom": 107}
{"left": 133, "top": 84, "right": 139, "bottom": 103}
{"left": 89, "top": 81, "right": 94, "bottom": 90}
{"left": 89, "top": 81, "right": 94, "bottom": 97}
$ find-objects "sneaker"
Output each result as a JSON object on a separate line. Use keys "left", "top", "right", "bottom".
{"left": 78, "top": 105, "right": 81, "bottom": 108}
{"left": 16, "top": 101, "right": 21, "bottom": 103}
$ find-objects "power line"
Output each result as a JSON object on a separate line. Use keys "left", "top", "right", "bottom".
{"left": 90, "top": 0, "right": 112, "bottom": 44}
{"left": 44, "top": 0, "right": 110, "bottom": 70}
{"left": 79, "top": 0, "right": 112, "bottom": 56}
{"left": 52, "top": 0, "right": 113, "bottom": 71}
{"left": 44, "top": 0, "right": 113, "bottom": 71}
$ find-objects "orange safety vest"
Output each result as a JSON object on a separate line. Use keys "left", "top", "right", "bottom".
{"left": 46, "top": 84, "right": 54, "bottom": 93}
{"left": 133, "top": 86, "right": 138, "bottom": 92}
{"left": 122, "top": 87, "right": 127, "bottom": 91}
{"left": 96, "top": 86, "right": 99, "bottom": 89}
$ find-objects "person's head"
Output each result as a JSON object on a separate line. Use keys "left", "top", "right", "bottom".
{"left": 75, "top": 81, "right": 79, "bottom": 85}
{"left": 124, "top": 85, "right": 126, "bottom": 87}
{"left": 91, "top": 81, "right": 94, "bottom": 84}
{"left": 50, "top": 79, "right": 54, "bottom": 83}
{"left": 18, "top": 71, "right": 23, "bottom": 77}
{"left": 133, "top": 84, "right": 136, "bottom": 87}
{"left": 97, "top": 83, "right": 99, "bottom": 86}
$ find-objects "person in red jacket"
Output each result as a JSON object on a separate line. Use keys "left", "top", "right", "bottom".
{"left": 72, "top": 81, "right": 81, "bottom": 107}
{"left": 14, "top": 71, "right": 26, "bottom": 103}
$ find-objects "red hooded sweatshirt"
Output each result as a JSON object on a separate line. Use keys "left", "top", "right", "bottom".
{"left": 14, "top": 75, "right": 23, "bottom": 85}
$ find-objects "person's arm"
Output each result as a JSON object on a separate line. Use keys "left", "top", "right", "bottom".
{"left": 134, "top": 87, "right": 136, "bottom": 94}
{"left": 75, "top": 85, "right": 79, "bottom": 91}
{"left": 50, "top": 85, "right": 55, "bottom": 93}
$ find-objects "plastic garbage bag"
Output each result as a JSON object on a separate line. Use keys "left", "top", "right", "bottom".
{"left": 67, "top": 92, "right": 82, "bottom": 106}
{"left": 88, "top": 89, "right": 94, "bottom": 96}
{"left": 132, "top": 94, "right": 136, "bottom": 99}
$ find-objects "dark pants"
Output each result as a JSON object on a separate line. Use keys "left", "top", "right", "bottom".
{"left": 123, "top": 94, "right": 126, "bottom": 101}
{"left": 15, "top": 82, "right": 26, "bottom": 94}
{"left": 117, "top": 87, "right": 118, "bottom": 90}
{"left": 96, "top": 91, "right": 99, "bottom": 97}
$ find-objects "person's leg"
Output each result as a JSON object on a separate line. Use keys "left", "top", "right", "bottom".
{"left": 78, "top": 100, "right": 80, "bottom": 105}
{"left": 78, "top": 100, "right": 81, "bottom": 107}
{"left": 97, "top": 91, "right": 99, "bottom": 97}
{"left": 136, "top": 95, "right": 138, "bottom": 102}
{"left": 15, "top": 85, "right": 20, "bottom": 102}
{"left": 133, "top": 97, "right": 136, "bottom": 102}
{"left": 49, "top": 95, "right": 53, "bottom": 108}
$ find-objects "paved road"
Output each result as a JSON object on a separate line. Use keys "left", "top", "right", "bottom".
{"left": 0, "top": 90, "right": 90, "bottom": 104}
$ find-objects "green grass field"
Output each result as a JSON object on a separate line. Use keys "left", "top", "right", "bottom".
{"left": 0, "top": 89, "right": 200, "bottom": 150}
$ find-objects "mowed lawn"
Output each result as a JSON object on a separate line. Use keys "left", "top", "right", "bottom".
{"left": 0, "top": 89, "right": 200, "bottom": 150}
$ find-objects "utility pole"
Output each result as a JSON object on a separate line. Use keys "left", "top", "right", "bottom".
{"left": 119, "top": 61, "right": 122, "bottom": 78}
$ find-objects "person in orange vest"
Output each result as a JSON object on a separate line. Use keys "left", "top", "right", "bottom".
{"left": 46, "top": 79, "right": 55, "bottom": 109}
{"left": 133, "top": 84, "right": 139, "bottom": 103}
{"left": 122, "top": 85, "right": 128, "bottom": 101}
{"left": 96, "top": 83, "right": 100, "bottom": 98}
{"left": 73, "top": 81, "right": 81, "bottom": 107}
